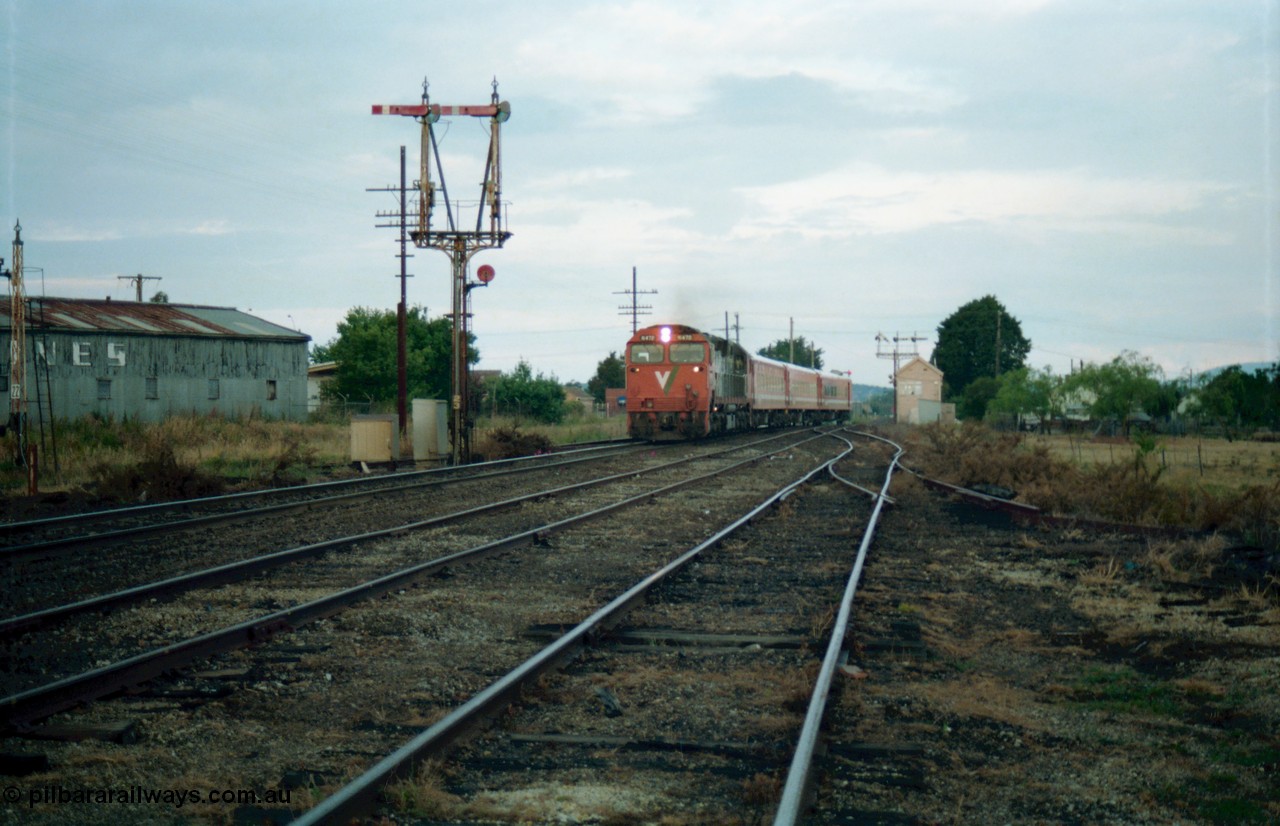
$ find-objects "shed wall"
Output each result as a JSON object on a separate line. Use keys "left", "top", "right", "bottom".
{"left": 2, "top": 331, "right": 308, "bottom": 423}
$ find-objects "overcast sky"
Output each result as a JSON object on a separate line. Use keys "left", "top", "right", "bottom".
{"left": 4, "top": 1, "right": 1277, "bottom": 386}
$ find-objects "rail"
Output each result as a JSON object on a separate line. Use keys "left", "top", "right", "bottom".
{"left": 773, "top": 429, "right": 902, "bottom": 826}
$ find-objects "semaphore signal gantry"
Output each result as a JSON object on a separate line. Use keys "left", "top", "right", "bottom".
{"left": 372, "top": 79, "right": 511, "bottom": 465}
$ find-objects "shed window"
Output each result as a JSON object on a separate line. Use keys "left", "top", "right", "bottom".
{"left": 208, "top": 379, "right": 220, "bottom": 400}
{"left": 97, "top": 379, "right": 112, "bottom": 400}
{"left": 266, "top": 379, "right": 278, "bottom": 401}
{"left": 145, "top": 377, "right": 159, "bottom": 400}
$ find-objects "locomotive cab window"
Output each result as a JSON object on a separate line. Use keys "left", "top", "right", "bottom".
{"left": 629, "top": 343, "right": 664, "bottom": 364}
{"left": 669, "top": 343, "right": 706, "bottom": 363}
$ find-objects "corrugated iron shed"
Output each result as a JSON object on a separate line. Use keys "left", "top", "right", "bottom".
{"left": 0, "top": 297, "right": 311, "bottom": 424}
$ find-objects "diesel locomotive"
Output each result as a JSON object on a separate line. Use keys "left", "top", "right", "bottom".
{"left": 625, "top": 323, "right": 853, "bottom": 440}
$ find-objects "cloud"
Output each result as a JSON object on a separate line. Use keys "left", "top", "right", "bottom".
{"left": 29, "top": 224, "right": 124, "bottom": 243}
{"left": 186, "top": 220, "right": 233, "bottom": 236}
{"left": 732, "top": 164, "right": 1237, "bottom": 240}
{"left": 512, "top": 2, "right": 966, "bottom": 122}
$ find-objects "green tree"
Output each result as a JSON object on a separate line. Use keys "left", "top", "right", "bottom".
{"left": 1065, "top": 351, "right": 1163, "bottom": 433}
{"left": 316, "top": 306, "right": 475, "bottom": 404}
{"left": 586, "top": 351, "right": 625, "bottom": 403}
{"left": 958, "top": 375, "right": 1001, "bottom": 420}
{"left": 1188, "top": 364, "right": 1280, "bottom": 438}
{"left": 988, "top": 366, "right": 1064, "bottom": 431}
{"left": 932, "top": 295, "right": 1030, "bottom": 400}
{"left": 487, "top": 360, "right": 565, "bottom": 424}
{"left": 758, "top": 336, "right": 824, "bottom": 369}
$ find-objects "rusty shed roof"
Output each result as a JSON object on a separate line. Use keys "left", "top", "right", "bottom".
{"left": 0, "top": 297, "right": 309, "bottom": 341}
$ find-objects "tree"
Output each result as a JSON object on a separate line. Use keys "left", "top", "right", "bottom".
{"left": 149, "top": 291, "right": 169, "bottom": 303}
{"left": 958, "top": 375, "right": 1001, "bottom": 420}
{"left": 487, "top": 360, "right": 565, "bottom": 424}
{"left": 988, "top": 366, "right": 1064, "bottom": 431}
{"left": 316, "top": 306, "right": 476, "bottom": 404}
{"left": 1188, "top": 363, "right": 1280, "bottom": 437}
{"left": 1065, "top": 351, "right": 1163, "bottom": 432}
{"left": 586, "top": 351, "right": 625, "bottom": 403}
{"left": 932, "top": 295, "right": 1030, "bottom": 400}
{"left": 758, "top": 336, "right": 824, "bottom": 369}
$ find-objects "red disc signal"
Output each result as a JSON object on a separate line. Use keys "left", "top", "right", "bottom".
{"left": 476, "top": 264, "right": 495, "bottom": 284}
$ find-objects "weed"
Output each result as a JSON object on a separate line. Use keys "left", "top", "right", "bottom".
{"left": 90, "top": 433, "right": 223, "bottom": 502}
{"left": 1071, "top": 665, "right": 1182, "bottom": 718}
{"left": 473, "top": 424, "right": 554, "bottom": 461}
{"left": 387, "top": 760, "right": 461, "bottom": 817}
{"left": 1079, "top": 557, "right": 1123, "bottom": 585}
{"left": 741, "top": 772, "right": 781, "bottom": 817}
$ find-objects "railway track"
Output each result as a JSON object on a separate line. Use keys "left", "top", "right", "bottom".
{"left": 300, "top": 430, "right": 903, "bottom": 824}
{"left": 12, "top": 428, "right": 1242, "bottom": 824}
{"left": 0, "top": 429, "right": 822, "bottom": 702}
{"left": 0, "top": 435, "right": 783, "bottom": 623}
{"left": 0, "top": 428, "right": 902, "bottom": 825}
{"left": 0, "top": 440, "right": 640, "bottom": 561}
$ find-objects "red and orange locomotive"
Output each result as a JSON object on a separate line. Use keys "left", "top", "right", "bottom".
{"left": 625, "top": 324, "right": 853, "bottom": 440}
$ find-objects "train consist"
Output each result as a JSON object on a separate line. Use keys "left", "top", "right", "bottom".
{"left": 625, "top": 323, "right": 853, "bottom": 440}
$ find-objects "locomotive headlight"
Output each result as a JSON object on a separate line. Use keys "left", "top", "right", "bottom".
{"left": 692, "top": 366, "right": 702, "bottom": 372}
{"left": 660, "top": 326, "right": 672, "bottom": 343}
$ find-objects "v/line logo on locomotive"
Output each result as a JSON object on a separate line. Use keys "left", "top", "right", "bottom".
{"left": 624, "top": 324, "right": 853, "bottom": 441}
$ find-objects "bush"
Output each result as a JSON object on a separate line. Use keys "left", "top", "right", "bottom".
{"left": 473, "top": 425, "right": 553, "bottom": 461}
{"left": 90, "top": 433, "right": 223, "bottom": 503}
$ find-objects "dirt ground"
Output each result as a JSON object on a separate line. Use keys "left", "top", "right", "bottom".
{"left": 815, "top": 473, "right": 1279, "bottom": 825}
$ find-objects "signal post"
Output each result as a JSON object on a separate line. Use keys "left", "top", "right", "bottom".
{"left": 373, "top": 80, "right": 511, "bottom": 464}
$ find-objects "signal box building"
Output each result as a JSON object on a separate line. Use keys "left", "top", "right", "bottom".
{"left": 0, "top": 297, "right": 310, "bottom": 425}
{"left": 895, "top": 356, "right": 950, "bottom": 424}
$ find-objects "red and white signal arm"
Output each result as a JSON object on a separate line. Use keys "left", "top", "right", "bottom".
{"left": 476, "top": 264, "right": 495, "bottom": 284}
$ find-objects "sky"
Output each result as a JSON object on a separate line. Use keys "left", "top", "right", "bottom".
{"left": 2, "top": 0, "right": 1277, "bottom": 387}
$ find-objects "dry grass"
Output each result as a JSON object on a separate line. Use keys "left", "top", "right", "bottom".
{"left": 904, "top": 423, "right": 1280, "bottom": 552}
{"left": 0, "top": 413, "right": 348, "bottom": 497}
{"left": 1029, "top": 433, "right": 1280, "bottom": 491}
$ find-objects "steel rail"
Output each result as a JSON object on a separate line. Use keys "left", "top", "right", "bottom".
{"left": 0, "top": 429, "right": 809, "bottom": 637}
{"left": 0, "top": 442, "right": 653, "bottom": 563}
{"left": 773, "top": 430, "right": 903, "bottom": 826}
{"left": 0, "top": 439, "right": 637, "bottom": 539}
{"left": 289, "top": 435, "right": 856, "bottom": 825}
{"left": 0, "top": 432, "right": 829, "bottom": 731}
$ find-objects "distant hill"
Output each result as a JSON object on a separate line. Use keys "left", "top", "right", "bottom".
{"left": 854, "top": 384, "right": 890, "bottom": 403}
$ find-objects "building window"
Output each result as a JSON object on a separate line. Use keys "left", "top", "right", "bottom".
{"left": 208, "top": 379, "right": 220, "bottom": 400}
{"left": 145, "top": 377, "right": 159, "bottom": 400}
{"left": 266, "top": 379, "right": 278, "bottom": 401}
{"left": 97, "top": 379, "right": 112, "bottom": 400}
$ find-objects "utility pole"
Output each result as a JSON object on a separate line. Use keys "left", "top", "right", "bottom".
{"left": 118, "top": 273, "right": 161, "bottom": 302}
{"left": 789, "top": 317, "right": 795, "bottom": 364}
{"left": 2, "top": 222, "right": 27, "bottom": 468}
{"left": 373, "top": 79, "right": 511, "bottom": 465}
{"left": 614, "top": 266, "right": 656, "bottom": 333}
{"left": 369, "top": 146, "right": 415, "bottom": 442}
{"left": 994, "top": 311, "right": 1002, "bottom": 377}
{"left": 876, "top": 331, "right": 927, "bottom": 422}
